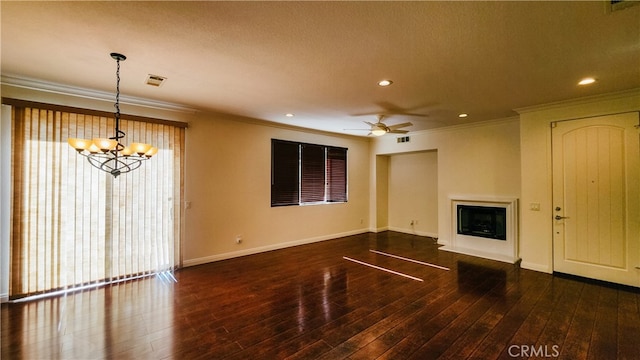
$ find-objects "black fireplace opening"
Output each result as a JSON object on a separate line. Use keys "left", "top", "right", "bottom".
{"left": 457, "top": 205, "right": 506, "bottom": 240}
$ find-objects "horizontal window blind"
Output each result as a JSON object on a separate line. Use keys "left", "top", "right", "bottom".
{"left": 301, "top": 144, "right": 325, "bottom": 203}
{"left": 271, "top": 139, "right": 347, "bottom": 206}
{"left": 327, "top": 147, "right": 347, "bottom": 202}
{"left": 271, "top": 140, "right": 300, "bottom": 206}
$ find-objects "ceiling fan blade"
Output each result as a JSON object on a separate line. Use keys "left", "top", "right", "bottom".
{"left": 388, "top": 112, "right": 428, "bottom": 117}
{"left": 388, "top": 129, "right": 409, "bottom": 134}
{"left": 343, "top": 128, "right": 371, "bottom": 131}
{"left": 364, "top": 121, "right": 378, "bottom": 127}
{"left": 387, "top": 122, "right": 413, "bottom": 130}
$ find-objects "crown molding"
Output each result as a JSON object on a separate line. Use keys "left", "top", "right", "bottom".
{"left": 407, "top": 115, "right": 520, "bottom": 137}
{"left": 1, "top": 74, "right": 198, "bottom": 114}
{"left": 514, "top": 88, "right": 640, "bottom": 115}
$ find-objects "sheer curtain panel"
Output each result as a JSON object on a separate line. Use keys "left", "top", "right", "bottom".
{"left": 9, "top": 104, "right": 185, "bottom": 300}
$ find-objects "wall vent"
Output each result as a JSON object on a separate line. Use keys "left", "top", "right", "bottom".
{"left": 397, "top": 136, "right": 410, "bottom": 143}
{"left": 146, "top": 74, "right": 167, "bottom": 87}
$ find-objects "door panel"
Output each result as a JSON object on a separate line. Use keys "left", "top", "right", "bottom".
{"left": 552, "top": 113, "right": 639, "bottom": 287}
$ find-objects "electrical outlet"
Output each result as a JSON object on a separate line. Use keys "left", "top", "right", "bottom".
{"left": 235, "top": 235, "right": 242, "bottom": 244}
{"left": 410, "top": 220, "right": 414, "bottom": 226}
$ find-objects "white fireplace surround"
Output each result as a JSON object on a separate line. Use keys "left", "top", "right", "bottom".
{"left": 441, "top": 195, "right": 519, "bottom": 264}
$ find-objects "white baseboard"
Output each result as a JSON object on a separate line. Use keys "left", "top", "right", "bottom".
{"left": 520, "top": 261, "right": 553, "bottom": 274}
{"left": 183, "top": 228, "right": 370, "bottom": 267}
{"left": 440, "top": 245, "right": 520, "bottom": 264}
{"left": 1, "top": 293, "right": 8, "bottom": 303}
{"left": 387, "top": 226, "right": 438, "bottom": 239}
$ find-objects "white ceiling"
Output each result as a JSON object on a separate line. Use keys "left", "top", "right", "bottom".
{"left": 2, "top": 1, "right": 639, "bottom": 136}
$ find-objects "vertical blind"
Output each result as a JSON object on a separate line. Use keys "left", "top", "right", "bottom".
{"left": 271, "top": 139, "right": 347, "bottom": 206}
{"left": 9, "top": 104, "right": 185, "bottom": 300}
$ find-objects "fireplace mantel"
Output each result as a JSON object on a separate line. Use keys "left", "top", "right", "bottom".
{"left": 440, "top": 195, "right": 519, "bottom": 264}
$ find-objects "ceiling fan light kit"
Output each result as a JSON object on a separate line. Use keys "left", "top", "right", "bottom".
{"left": 345, "top": 114, "right": 414, "bottom": 136}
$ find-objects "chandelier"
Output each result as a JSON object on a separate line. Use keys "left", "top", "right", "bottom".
{"left": 67, "top": 53, "right": 157, "bottom": 177}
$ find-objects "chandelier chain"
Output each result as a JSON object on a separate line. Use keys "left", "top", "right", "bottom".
{"left": 112, "top": 57, "right": 125, "bottom": 151}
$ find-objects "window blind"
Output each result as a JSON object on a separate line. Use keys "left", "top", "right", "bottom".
{"left": 301, "top": 144, "right": 325, "bottom": 203}
{"left": 327, "top": 147, "right": 347, "bottom": 202}
{"left": 9, "top": 105, "right": 185, "bottom": 300}
{"left": 271, "top": 140, "right": 300, "bottom": 206}
{"left": 271, "top": 139, "right": 347, "bottom": 206}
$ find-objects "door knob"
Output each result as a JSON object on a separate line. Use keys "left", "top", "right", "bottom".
{"left": 555, "top": 215, "right": 569, "bottom": 220}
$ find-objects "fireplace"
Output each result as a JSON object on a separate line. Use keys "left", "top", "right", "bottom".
{"left": 441, "top": 196, "right": 519, "bottom": 264}
{"left": 457, "top": 205, "right": 506, "bottom": 240}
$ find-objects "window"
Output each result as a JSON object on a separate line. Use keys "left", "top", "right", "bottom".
{"left": 271, "top": 139, "right": 347, "bottom": 206}
{"left": 6, "top": 100, "right": 185, "bottom": 300}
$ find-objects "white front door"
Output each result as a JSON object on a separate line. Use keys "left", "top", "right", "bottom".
{"left": 552, "top": 112, "right": 640, "bottom": 287}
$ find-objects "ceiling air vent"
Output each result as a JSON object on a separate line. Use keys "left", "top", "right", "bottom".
{"left": 145, "top": 74, "right": 167, "bottom": 87}
{"left": 607, "top": 0, "right": 639, "bottom": 12}
{"left": 397, "top": 136, "right": 410, "bottom": 143}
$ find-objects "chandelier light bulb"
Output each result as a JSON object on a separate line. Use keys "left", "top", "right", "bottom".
{"left": 87, "top": 143, "right": 101, "bottom": 154}
{"left": 93, "top": 138, "right": 118, "bottom": 152}
{"left": 120, "top": 146, "right": 134, "bottom": 156}
{"left": 130, "top": 142, "right": 152, "bottom": 156}
{"left": 67, "top": 138, "right": 92, "bottom": 151}
{"left": 145, "top": 147, "right": 159, "bottom": 157}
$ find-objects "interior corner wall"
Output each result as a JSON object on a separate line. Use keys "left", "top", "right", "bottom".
{"left": 372, "top": 117, "right": 521, "bottom": 247}
{"left": 518, "top": 89, "right": 640, "bottom": 274}
{"left": 388, "top": 151, "right": 438, "bottom": 237}
{"left": 374, "top": 155, "right": 389, "bottom": 232}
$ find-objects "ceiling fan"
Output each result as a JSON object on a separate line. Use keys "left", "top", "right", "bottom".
{"left": 346, "top": 115, "right": 413, "bottom": 136}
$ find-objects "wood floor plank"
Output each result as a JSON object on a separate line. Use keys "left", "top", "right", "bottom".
{"left": 560, "top": 282, "right": 601, "bottom": 359}
{"left": 587, "top": 286, "right": 618, "bottom": 360}
{"left": 2, "top": 231, "right": 639, "bottom": 360}
{"left": 617, "top": 289, "right": 640, "bottom": 360}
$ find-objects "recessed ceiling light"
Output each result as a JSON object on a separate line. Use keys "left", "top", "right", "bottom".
{"left": 377, "top": 80, "right": 393, "bottom": 87}
{"left": 285, "top": 113, "right": 294, "bottom": 117}
{"left": 458, "top": 113, "right": 468, "bottom": 118}
{"left": 578, "top": 77, "right": 596, "bottom": 86}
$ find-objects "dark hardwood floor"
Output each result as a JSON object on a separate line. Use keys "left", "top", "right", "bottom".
{"left": 2, "top": 231, "right": 639, "bottom": 359}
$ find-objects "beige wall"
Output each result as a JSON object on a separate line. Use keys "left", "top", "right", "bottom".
{"left": 517, "top": 89, "right": 640, "bottom": 273}
{"left": 183, "top": 112, "right": 371, "bottom": 265}
{"left": 387, "top": 151, "right": 438, "bottom": 237}
{"left": 372, "top": 117, "right": 522, "bottom": 246}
